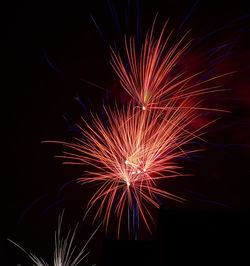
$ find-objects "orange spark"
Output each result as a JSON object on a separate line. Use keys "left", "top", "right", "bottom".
{"left": 48, "top": 100, "right": 210, "bottom": 236}
{"left": 110, "top": 17, "right": 233, "bottom": 114}
{"left": 45, "top": 18, "right": 233, "bottom": 237}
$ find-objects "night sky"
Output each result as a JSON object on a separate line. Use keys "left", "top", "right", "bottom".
{"left": 4, "top": 0, "right": 250, "bottom": 265}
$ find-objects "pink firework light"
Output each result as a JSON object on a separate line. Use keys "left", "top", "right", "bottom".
{"left": 110, "top": 17, "right": 234, "bottom": 114}
{"left": 45, "top": 19, "right": 233, "bottom": 237}
{"left": 47, "top": 101, "right": 215, "bottom": 237}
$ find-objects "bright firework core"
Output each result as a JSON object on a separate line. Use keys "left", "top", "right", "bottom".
{"left": 124, "top": 159, "right": 147, "bottom": 186}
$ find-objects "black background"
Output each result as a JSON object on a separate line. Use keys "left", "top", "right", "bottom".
{"left": 4, "top": 0, "right": 250, "bottom": 265}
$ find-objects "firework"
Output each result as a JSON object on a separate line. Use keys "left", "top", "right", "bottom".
{"left": 110, "top": 17, "right": 232, "bottom": 114}
{"left": 44, "top": 18, "right": 232, "bottom": 237}
{"left": 8, "top": 212, "right": 100, "bottom": 266}
{"left": 47, "top": 99, "right": 213, "bottom": 236}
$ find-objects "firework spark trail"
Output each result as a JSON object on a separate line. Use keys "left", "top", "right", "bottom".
{"left": 45, "top": 97, "right": 214, "bottom": 236}
{"left": 110, "top": 17, "right": 233, "bottom": 114}
{"left": 110, "top": 17, "right": 190, "bottom": 109}
{"left": 8, "top": 212, "right": 100, "bottom": 266}
{"left": 44, "top": 18, "right": 233, "bottom": 237}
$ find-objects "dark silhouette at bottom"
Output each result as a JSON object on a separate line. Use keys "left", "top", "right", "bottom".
{"left": 101, "top": 206, "right": 249, "bottom": 265}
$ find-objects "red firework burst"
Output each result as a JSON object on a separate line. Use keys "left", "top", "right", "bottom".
{"left": 47, "top": 101, "right": 214, "bottom": 236}
{"left": 46, "top": 18, "right": 233, "bottom": 237}
{"left": 110, "top": 17, "right": 232, "bottom": 114}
